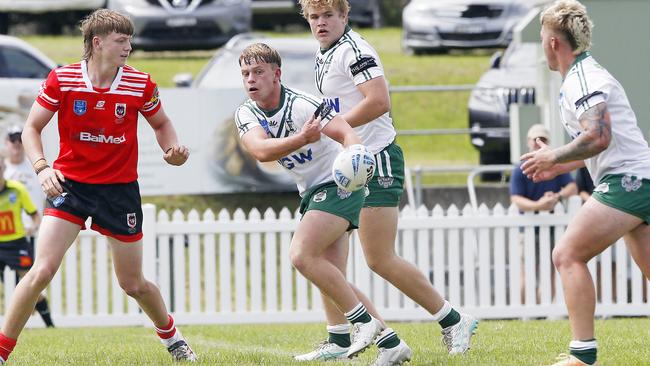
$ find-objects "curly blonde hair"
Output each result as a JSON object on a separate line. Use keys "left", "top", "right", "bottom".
{"left": 297, "top": 0, "right": 350, "bottom": 19}
{"left": 540, "top": 0, "right": 593, "bottom": 54}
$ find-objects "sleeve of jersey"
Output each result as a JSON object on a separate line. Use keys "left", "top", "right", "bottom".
{"left": 36, "top": 70, "right": 61, "bottom": 112}
{"left": 565, "top": 71, "right": 608, "bottom": 119}
{"left": 300, "top": 95, "right": 336, "bottom": 130}
{"left": 140, "top": 76, "right": 162, "bottom": 117}
{"left": 234, "top": 106, "right": 260, "bottom": 138}
{"left": 342, "top": 44, "right": 384, "bottom": 86}
{"left": 16, "top": 183, "right": 37, "bottom": 215}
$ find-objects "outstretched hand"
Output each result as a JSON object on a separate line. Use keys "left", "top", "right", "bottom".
{"left": 164, "top": 145, "right": 190, "bottom": 166}
{"left": 520, "top": 138, "right": 557, "bottom": 182}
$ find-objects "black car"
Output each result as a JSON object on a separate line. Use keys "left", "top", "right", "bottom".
{"left": 468, "top": 41, "right": 537, "bottom": 167}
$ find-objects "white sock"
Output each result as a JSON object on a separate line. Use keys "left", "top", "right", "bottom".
{"left": 431, "top": 300, "right": 452, "bottom": 322}
{"left": 327, "top": 323, "right": 351, "bottom": 334}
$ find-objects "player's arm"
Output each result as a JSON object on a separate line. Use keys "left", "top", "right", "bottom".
{"left": 321, "top": 115, "right": 362, "bottom": 147}
{"left": 144, "top": 107, "right": 189, "bottom": 166}
{"left": 343, "top": 76, "right": 391, "bottom": 128}
{"left": 558, "top": 181, "right": 578, "bottom": 200}
{"left": 240, "top": 121, "right": 320, "bottom": 162}
{"left": 551, "top": 102, "right": 612, "bottom": 163}
{"left": 23, "top": 102, "right": 65, "bottom": 197}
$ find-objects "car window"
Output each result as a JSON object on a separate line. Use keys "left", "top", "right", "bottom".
{"left": 501, "top": 43, "right": 537, "bottom": 69}
{"left": 197, "top": 50, "right": 317, "bottom": 92}
{"left": 0, "top": 46, "right": 51, "bottom": 79}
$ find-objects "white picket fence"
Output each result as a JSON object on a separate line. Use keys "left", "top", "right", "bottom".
{"left": 4, "top": 197, "right": 649, "bottom": 328}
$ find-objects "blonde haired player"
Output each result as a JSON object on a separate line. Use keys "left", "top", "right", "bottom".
{"left": 523, "top": 1, "right": 650, "bottom": 365}
{"left": 296, "top": 0, "right": 477, "bottom": 364}
{"left": 0, "top": 9, "right": 195, "bottom": 363}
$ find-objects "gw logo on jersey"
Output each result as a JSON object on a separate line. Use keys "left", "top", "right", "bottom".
{"left": 323, "top": 98, "right": 340, "bottom": 113}
{"left": 278, "top": 148, "right": 313, "bottom": 170}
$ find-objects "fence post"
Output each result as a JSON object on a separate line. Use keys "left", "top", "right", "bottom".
{"left": 142, "top": 204, "right": 157, "bottom": 285}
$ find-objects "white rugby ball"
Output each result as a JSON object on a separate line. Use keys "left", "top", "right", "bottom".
{"left": 331, "top": 145, "right": 376, "bottom": 192}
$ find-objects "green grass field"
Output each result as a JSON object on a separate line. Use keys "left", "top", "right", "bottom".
{"left": 21, "top": 28, "right": 491, "bottom": 185}
{"left": 9, "top": 318, "right": 650, "bottom": 365}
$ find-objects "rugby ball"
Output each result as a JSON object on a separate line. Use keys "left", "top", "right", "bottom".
{"left": 331, "top": 145, "right": 376, "bottom": 192}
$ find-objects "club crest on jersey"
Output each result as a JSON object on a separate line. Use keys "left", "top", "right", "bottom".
{"left": 73, "top": 100, "right": 87, "bottom": 116}
{"left": 378, "top": 176, "right": 394, "bottom": 188}
{"left": 313, "top": 190, "right": 327, "bottom": 203}
{"left": 127, "top": 213, "right": 137, "bottom": 232}
{"left": 115, "top": 103, "right": 127, "bottom": 119}
{"left": 621, "top": 175, "right": 642, "bottom": 192}
{"left": 8, "top": 192, "right": 16, "bottom": 203}
{"left": 337, "top": 187, "right": 351, "bottom": 199}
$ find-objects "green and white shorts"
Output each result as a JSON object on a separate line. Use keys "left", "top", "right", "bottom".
{"left": 592, "top": 174, "right": 650, "bottom": 224}
{"left": 365, "top": 142, "right": 405, "bottom": 208}
{"left": 299, "top": 181, "right": 365, "bottom": 229}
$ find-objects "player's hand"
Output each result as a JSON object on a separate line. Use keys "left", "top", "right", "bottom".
{"left": 301, "top": 116, "right": 321, "bottom": 145}
{"left": 38, "top": 167, "right": 65, "bottom": 198}
{"left": 520, "top": 138, "right": 555, "bottom": 182}
{"left": 164, "top": 145, "right": 189, "bottom": 166}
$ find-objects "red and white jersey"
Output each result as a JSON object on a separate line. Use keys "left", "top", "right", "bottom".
{"left": 37, "top": 60, "right": 161, "bottom": 184}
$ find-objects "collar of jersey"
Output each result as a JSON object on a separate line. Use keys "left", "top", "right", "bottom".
{"left": 257, "top": 84, "right": 286, "bottom": 117}
{"left": 568, "top": 51, "right": 591, "bottom": 73}
{"left": 320, "top": 25, "right": 352, "bottom": 54}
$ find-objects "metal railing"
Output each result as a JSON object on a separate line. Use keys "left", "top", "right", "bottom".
{"left": 404, "top": 164, "right": 514, "bottom": 209}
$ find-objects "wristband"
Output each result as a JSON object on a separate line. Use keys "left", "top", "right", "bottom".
{"left": 32, "top": 157, "right": 46, "bottom": 168}
{"left": 35, "top": 164, "right": 50, "bottom": 175}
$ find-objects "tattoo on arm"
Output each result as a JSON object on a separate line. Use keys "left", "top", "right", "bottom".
{"left": 553, "top": 103, "right": 611, "bottom": 163}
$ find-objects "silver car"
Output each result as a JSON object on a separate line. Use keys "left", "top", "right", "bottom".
{"left": 107, "top": 0, "right": 252, "bottom": 51}
{"left": 402, "top": 0, "right": 535, "bottom": 54}
{"left": 0, "top": 35, "right": 57, "bottom": 129}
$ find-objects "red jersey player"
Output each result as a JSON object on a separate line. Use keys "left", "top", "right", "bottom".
{"left": 0, "top": 9, "right": 195, "bottom": 363}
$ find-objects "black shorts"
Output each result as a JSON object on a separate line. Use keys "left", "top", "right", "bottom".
{"left": 44, "top": 179, "right": 143, "bottom": 243}
{"left": 0, "top": 237, "right": 34, "bottom": 271}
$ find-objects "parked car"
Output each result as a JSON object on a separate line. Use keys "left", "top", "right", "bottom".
{"left": 349, "top": 0, "right": 381, "bottom": 28}
{"left": 0, "top": 35, "right": 57, "bottom": 129}
{"left": 106, "top": 0, "right": 252, "bottom": 51}
{"left": 402, "top": 0, "right": 535, "bottom": 54}
{"left": 180, "top": 33, "right": 320, "bottom": 190}
{"left": 467, "top": 41, "right": 537, "bottom": 168}
{"left": 0, "top": 0, "right": 104, "bottom": 34}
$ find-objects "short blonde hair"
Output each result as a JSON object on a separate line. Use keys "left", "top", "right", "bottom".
{"left": 80, "top": 9, "right": 134, "bottom": 60}
{"left": 540, "top": 0, "right": 593, "bottom": 54}
{"left": 298, "top": 0, "right": 350, "bottom": 19}
{"left": 239, "top": 43, "right": 282, "bottom": 68}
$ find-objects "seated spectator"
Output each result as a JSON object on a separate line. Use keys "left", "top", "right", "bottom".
{"left": 510, "top": 124, "right": 577, "bottom": 211}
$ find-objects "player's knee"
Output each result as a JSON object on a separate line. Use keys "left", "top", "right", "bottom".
{"left": 364, "top": 250, "right": 394, "bottom": 275}
{"left": 120, "top": 279, "right": 149, "bottom": 298}
{"left": 289, "top": 245, "right": 309, "bottom": 273}
{"left": 552, "top": 244, "right": 576, "bottom": 270}
{"left": 29, "top": 265, "right": 57, "bottom": 290}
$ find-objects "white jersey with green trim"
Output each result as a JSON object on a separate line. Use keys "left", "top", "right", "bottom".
{"left": 314, "top": 28, "right": 396, "bottom": 154}
{"left": 559, "top": 52, "right": 650, "bottom": 183}
{"left": 235, "top": 85, "right": 341, "bottom": 195}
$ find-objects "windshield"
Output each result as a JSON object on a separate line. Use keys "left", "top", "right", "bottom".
{"left": 501, "top": 42, "right": 538, "bottom": 69}
{"left": 196, "top": 50, "right": 318, "bottom": 94}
